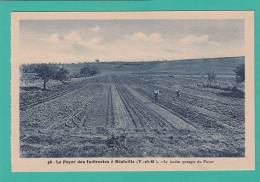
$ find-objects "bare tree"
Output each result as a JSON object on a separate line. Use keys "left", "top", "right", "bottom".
{"left": 207, "top": 70, "right": 217, "bottom": 86}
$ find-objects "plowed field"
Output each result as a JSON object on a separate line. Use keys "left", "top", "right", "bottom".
{"left": 20, "top": 73, "right": 245, "bottom": 157}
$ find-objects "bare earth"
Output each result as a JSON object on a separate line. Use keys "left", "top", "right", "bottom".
{"left": 20, "top": 73, "right": 245, "bottom": 157}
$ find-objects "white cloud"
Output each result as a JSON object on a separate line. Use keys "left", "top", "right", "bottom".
{"left": 129, "top": 32, "right": 163, "bottom": 43}
{"left": 180, "top": 35, "right": 209, "bottom": 44}
{"left": 21, "top": 31, "right": 244, "bottom": 63}
{"left": 48, "top": 33, "right": 62, "bottom": 44}
{"left": 130, "top": 32, "right": 146, "bottom": 41}
{"left": 64, "top": 32, "right": 82, "bottom": 44}
{"left": 89, "top": 26, "right": 101, "bottom": 33}
{"left": 149, "top": 33, "right": 163, "bottom": 42}
{"left": 46, "top": 31, "right": 104, "bottom": 59}
{"left": 85, "top": 37, "right": 102, "bottom": 46}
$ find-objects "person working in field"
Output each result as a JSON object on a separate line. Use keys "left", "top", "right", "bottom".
{"left": 154, "top": 89, "right": 160, "bottom": 101}
{"left": 176, "top": 88, "right": 181, "bottom": 98}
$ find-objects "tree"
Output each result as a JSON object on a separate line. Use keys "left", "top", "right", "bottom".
{"left": 53, "top": 67, "right": 70, "bottom": 83}
{"left": 80, "top": 65, "right": 99, "bottom": 77}
{"left": 34, "top": 64, "right": 57, "bottom": 90}
{"left": 207, "top": 70, "right": 217, "bottom": 86}
{"left": 234, "top": 64, "right": 245, "bottom": 85}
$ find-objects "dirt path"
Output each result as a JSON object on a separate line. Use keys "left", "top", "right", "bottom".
{"left": 111, "top": 84, "right": 134, "bottom": 129}
{"left": 106, "top": 85, "right": 114, "bottom": 128}
{"left": 82, "top": 84, "right": 109, "bottom": 128}
{"left": 126, "top": 86, "right": 195, "bottom": 131}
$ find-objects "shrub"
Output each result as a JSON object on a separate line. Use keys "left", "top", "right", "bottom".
{"left": 80, "top": 65, "right": 99, "bottom": 77}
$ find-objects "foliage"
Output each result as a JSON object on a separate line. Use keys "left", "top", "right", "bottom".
{"left": 33, "top": 64, "right": 70, "bottom": 89}
{"left": 53, "top": 67, "right": 70, "bottom": 83}
{"left": 80, "top": 65, "right": 99, "bottom": 77}
{"left": 234, "top": 64, "right": 245, "bottom": 84}
{"left": 34, "top": 64, "right": 57, "bottom": 89}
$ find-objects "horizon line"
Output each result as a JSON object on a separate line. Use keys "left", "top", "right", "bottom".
{"left": 21, "top": 55, "right": 245, "bottom": 65}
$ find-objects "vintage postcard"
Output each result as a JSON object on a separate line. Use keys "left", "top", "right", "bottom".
{"left": 11, "top": 11, "right": 255, "bottom": 172}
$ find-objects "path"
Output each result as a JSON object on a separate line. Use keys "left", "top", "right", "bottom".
{"left": 111, "top": 84, "right": 134, "bottom": 129}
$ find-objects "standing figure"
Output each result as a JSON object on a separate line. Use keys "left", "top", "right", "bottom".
{"left": 176, "top": 89, "right": 181, "bottom": 98}
{"left": 154, "top": 89, "right": 160, "bottom": 101}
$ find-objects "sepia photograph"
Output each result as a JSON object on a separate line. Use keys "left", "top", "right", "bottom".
{"left": 11, "top": 12, "right": 254, "bottom": 171}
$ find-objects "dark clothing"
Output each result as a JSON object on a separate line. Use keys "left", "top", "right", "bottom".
{"left": 154, "top": 93, "right": 158, "bottom": 101}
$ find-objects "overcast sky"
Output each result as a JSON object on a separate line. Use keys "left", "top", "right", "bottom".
{"left": 19, "top": 19, "right": 244, "bottom": 62}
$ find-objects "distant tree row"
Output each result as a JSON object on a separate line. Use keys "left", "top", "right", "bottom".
{"left": 22, "top": 63, "right": 100, "bottom": 90}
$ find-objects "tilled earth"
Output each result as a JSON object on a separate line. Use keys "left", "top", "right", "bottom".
{"left": 20, "top": 73, "right": 245, "bottom": 157}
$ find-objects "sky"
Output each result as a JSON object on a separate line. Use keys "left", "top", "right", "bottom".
{"left": 19, "top": 19, "right": 245, "bottom": 62}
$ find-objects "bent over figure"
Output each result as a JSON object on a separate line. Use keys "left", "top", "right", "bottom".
{"left": 176, "top": 89, "right": 181, "bottom": 98}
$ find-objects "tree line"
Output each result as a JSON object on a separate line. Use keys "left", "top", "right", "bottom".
{"left": 21, "top": 63, "right": 100, "bottom": 90}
